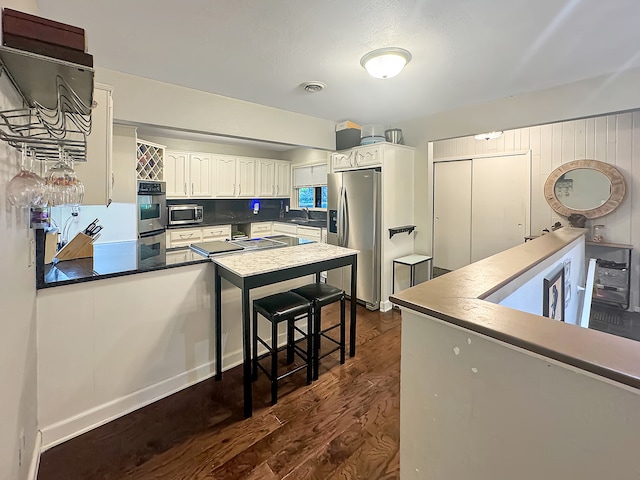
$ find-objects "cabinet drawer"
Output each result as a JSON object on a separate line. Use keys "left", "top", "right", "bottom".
{"left": 272, "top": 222, "right": 298, "bottom": 235}
{"left": 169, "top": 229, "right": 203, "bottom": 243}
{"left": 202, "top": 225, "right": 231, "bottom": 240}
{"left": 251, "top": 222, "right": 273, "bottom": 238}
{"left": 296, "top": 226, "right": 321, "bottom": 240}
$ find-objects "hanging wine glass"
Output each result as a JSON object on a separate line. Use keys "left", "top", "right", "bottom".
{"left": 46, "top": 147, "right": 84, "bottom": 206}
{"left": 6, "top": 145, "right": 47, "bottom": 207}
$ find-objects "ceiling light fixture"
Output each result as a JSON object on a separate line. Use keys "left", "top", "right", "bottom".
{"left": 360, "top": 47, "right": 412, "bottom": 79}
{"left": 474, "top": 131, "right": 503, "bottom": 141}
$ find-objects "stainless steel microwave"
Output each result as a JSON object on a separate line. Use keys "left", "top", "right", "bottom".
{"left": 168, "top": 204, "right": 204, "bottom": 225}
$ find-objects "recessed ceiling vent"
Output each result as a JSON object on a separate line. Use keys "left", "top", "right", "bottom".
{"left": 301, "top": 81, "right": 326, "bottom": 93}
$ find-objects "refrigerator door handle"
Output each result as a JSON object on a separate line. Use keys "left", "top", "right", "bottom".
{"left": 342, "top": 186, "right": 349, "bottom": 247}
{"left": 372, "top": 174, "right": 380, "bottom": 304}
{"left": 337, "top": 186, "right": 344, "bottom": 246}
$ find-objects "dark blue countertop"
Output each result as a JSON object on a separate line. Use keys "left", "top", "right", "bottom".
{"left": 37, "top": 235, "right": 315, "bottom": 290}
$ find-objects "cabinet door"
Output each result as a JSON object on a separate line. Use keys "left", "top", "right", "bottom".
{"left": 237, "top": 157, "right": 256, "bottom": 197}
{"left": 165, "top": 150, "right": 188, "bottom": 198}
{"left": 189, "top": 153, "right": 213, "bottom": 197}
{"left": 275, "top": 161, "right": 291, "bottom": 197}
{"left": 354, "top": 145, "right": 382, "bottom": 168}
{"left": 256, "top": 159, "right": 276, "bottom": 197}
{"left": 168, "top": 228, "right": 202, "bottom": 247}
{"left": 296, "top": 226, "right": 322, "bottom": 241}
{"left": 214, "top": 156, "right": 237, "bottom": 197}
{"left": 331, "top": 151, "right": 355, "bottom": 171}
{"left": 272, "top": 222, "right": 297, "bottom": 236}
{"left": 75, "top": 84, "right": 113, "bottom": 205}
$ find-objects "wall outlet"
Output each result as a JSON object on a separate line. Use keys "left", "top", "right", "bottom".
{"left": 28, "top": 238, "right": 35, "bottom": 268}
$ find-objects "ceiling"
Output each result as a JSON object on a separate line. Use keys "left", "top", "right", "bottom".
{"left": 37, "top": 0, "right": 640, "bottom": 128}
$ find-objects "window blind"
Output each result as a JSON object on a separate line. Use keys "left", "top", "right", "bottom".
{"left": 292, "top": 163, "right": 327, "bottom": 187}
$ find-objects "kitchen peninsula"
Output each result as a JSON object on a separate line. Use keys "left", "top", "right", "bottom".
{"left": 35, "top": 236, "right": 356, "bottom": 448}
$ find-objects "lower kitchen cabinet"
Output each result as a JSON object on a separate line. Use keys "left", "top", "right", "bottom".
{"left": 296, "top": 225, "right": 322, "bottom": 242}
{"left": 250, "top": 222, "right": 273, "bottom": 238}
{"left": 272, "top": 222, "right": 297, "bottom": 236}
{"left": 167, "top": 224, "right": 231, "bottom": 248}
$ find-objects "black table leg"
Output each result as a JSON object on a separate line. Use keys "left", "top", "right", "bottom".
{"left": 350, "top": 255, "right": 357, "bottom": 357}
{"left": 242, "top": 285, "right": 253, "bottom": 418}
{"left": 315, "top": 272, "right": 321, "bottom": 282}
{"left": 215, "top": 265, "right": 222, "bottom": 381}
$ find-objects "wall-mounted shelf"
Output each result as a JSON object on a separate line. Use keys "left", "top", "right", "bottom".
{"left": 389, "top": 225, "right": 416, "bottom": 238}
{"left": 0, "top": 45, "right": 94, "bottom": 162}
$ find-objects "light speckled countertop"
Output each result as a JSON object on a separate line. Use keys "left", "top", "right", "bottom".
{"left": 211, "top": 242, "right": 358, "bottom": 277}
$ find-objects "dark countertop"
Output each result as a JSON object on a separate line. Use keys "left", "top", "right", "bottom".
{"left": 38, "top": 235, "right": 316, "bottom": 290}
{"left": 166, "top": 218, "right": 327, "bottom": 229}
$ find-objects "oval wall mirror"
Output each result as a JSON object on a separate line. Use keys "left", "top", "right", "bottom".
{"left": 544, "top": 159, "right": 626, "bottom": 219}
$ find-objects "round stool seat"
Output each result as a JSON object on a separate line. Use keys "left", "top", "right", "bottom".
{"left": 291, "top": 283, "right": 343, "bottom": 307}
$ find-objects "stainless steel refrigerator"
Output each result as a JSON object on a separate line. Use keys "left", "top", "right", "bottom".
{"left": 327, "top": 169, "right": 381, "bottom": 310}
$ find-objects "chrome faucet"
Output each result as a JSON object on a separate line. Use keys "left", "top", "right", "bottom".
{"left": 301, "top": 207, "right": 310, "bottom": 219}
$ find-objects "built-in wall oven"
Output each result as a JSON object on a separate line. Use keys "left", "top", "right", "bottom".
{"left": 137, "top": 180, "right": 167, "bottom": 268}
{"left": 137, "top": 180, "right": 167, "bottom": 236}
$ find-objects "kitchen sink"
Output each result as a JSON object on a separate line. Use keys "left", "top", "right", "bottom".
{"left": 288, "top": 218, "right": 326, "bottom": 227}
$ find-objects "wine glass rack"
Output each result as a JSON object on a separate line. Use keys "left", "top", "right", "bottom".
{"left": 0, "top": 46, "right": 94, "bottom": 163}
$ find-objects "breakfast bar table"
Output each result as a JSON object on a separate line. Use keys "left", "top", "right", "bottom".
{"left": 212, "top": 242, "right": 358, "bottom": 417}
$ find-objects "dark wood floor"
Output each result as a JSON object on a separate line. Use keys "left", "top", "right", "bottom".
{"left": 38, "top": 302, "right": 401, "bottom": 480}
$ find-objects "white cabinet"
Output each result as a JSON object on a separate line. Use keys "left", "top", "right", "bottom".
{"left": 214, "top": 155, "right": 237, "bottom": 196}
{"left": 256, "top": 159, "right": 291, "bottom": 198}
{"left": 236, "top": 157, "right": 256, "bottom": 197}
{"left": 202, "top": 225, "right": 231, "bottom": 241}
{"left": 256, "top": 159, "right": 276, "bottom": 197}
{"left": 165, "top": 150, "right": 188, "bottom": 197}
{"left": 275, "top": 161, "right": 291, "bottom": 197}
{"left": 75, "top": 83, "right": 113, "bottom": 206}
{"left": 250, "top": 222, "right": 273, "bottom": 238}
{"left": 272, "top": 222, "right": 298, "bottom": 236}
{"left": 296, "top": 225, "right": 322, "bottom": 242}
{"left": 167, "top": 224, "right": 231, "bottom": 248}
{"left": 331, "top": 144, "right": 382, "bottom": 171}
{"left": 214, "top": 156, "right": 256, "bottom": 198}
{"left": 166, "top": 150, "right": 213, "bottom": 198}
{"left": 168, "top": 227, "right": 202, "bottom": 248}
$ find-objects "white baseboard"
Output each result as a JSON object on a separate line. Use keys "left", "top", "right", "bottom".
{"left": 39, "top": 330, "right": 295, "bottom": 450}
{"left": 380, "top": 300, "right": 393, "bottom": 312}
{"left": 27, "top": 430, "right": 41, "bottom": 480}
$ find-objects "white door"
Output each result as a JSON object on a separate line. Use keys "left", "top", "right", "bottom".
{"left": 214, "top": 156, "right": 236, "bottom": 197}
{"left": 237, "top": 158, "right": 256, "bottom": 197}
{"left": 256, "top": 159, "right": 275, "bottom": 197}
{"left": 165, "top": 151, "right": 188, "bottom": 198}
{"left": 189, "top": 153, "right": 212, "bottom": 197}
{"left": 471, "top": 153, "right": 530, "bottom": 262}
{"left": 275, "top": 161, "right": 291, "bottom": 197}
{"left": 433, "top": 160, "right": 472, "bottom": 271}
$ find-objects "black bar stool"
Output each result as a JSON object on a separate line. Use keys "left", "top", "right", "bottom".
{"left": 252, "top": 291, "right": 313, "bottom": 405}
{"left": 290, "top": 283, "right": 345, "bottom": 380}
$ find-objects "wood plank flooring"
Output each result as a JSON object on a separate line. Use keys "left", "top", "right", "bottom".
{"left": 38, "top": 303, "right": 401, "bottom": 480}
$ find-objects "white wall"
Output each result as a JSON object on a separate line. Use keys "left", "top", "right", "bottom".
{"left": 95, "top": 68, "right": 336, "bottom": 151}
{"left": 0, "top": 2, "right": 41, "bottom": 478}
{"left": 400, "top": 308, "right": 640, "bottom": 480}
{"left": 37, "top": 264, "right": 310, "bottom": 449}
{"left": 427, "top": 111, "right": 640, "bottom": 310}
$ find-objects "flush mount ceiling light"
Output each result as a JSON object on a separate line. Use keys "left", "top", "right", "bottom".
{"left": 474, "top": 131, "right": 503, "bottom": 141}
{"left": 360, "top": 47, "right": 412, "bottom": 79}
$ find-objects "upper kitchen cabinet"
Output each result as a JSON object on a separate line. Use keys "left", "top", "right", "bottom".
{"left": 74, "top": 83, "right": 113, "bottom": 206}
{"left": 165, "top": 150, "right": 213, "bottom": 198}
{"left": 331, "top": 143, "right": 386, "bottom": 171}
{"left": 213, "top": 155, "right": 256, "bottom": 198}
{"left": 256, "top": 159, "right": 291, "bottom": 197}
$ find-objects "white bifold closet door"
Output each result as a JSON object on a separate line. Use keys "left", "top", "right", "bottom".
{"left": 433, "top": 160, "right": 472, "bottom": 271}
{"left": 433, "top": 153, "right": 530, "bottom": 271}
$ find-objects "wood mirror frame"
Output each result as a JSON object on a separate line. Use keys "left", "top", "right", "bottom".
{"left": 544, "top": 159, "right": 626, "bottom": 219}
